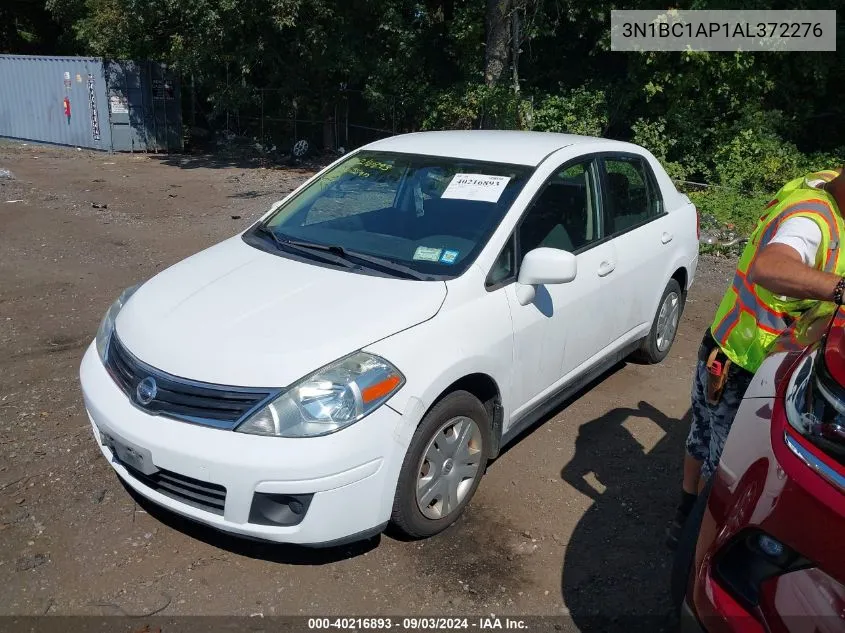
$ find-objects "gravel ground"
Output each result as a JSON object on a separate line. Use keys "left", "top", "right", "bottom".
{"left": 0, "top": 142, "right": 738, "bottom": 631}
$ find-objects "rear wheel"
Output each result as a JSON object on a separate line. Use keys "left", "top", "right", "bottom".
{"left": 636, "top": 279, "right": 684, "bottom": 364}
{"left": 390, "top": 391, "right": 490, "bottom": 539}
{"left": 670, "top": 478, "right": 713, "bottom": 613}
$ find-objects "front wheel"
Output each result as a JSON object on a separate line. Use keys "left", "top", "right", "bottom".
{"left": 636, "top": 278, "right": 684, "bottom": 364}
{"left": 390, "top": 391, "right": 491, "bottom": 539}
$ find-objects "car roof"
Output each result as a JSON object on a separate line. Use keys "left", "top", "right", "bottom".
{"left": 361, "top": 130, "right": 643, "bottom": 167}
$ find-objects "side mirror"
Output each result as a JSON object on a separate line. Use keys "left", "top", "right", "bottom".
{"left": 515, "top": 247, "right": 577, "bottom": 306}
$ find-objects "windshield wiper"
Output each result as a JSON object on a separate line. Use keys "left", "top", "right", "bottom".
{"left": 340, "top": 250, "right": 431, "bottom": 281}
{"left": 255, "top": 225, "right": 355, "bottom": 268}
{"left": 255, "top": 223, "right": 286, "bottom": 250}
{"left": 281, "top": 237, "right": 348, "bottom": 258}
{"left": 256, "top": 225, "right": 430, "bottom": 280}
{"left": 287, "top": 237, "right": 429, "bottom": 280}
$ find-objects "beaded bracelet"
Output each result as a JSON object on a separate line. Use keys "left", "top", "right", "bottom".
{"left": 834, "top": 277, "right": 845, "bottom": 305}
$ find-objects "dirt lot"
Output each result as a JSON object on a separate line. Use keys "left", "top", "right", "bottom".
{"left": 0, "top": 142, "right": 737, "bottom": 630}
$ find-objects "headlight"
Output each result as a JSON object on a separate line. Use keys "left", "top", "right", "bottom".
{"left": 95, "top": 285, "right": 140, "bottom": 363}
{"left": 784, "top": 347, "right": 845, "bottom": 462}
{"left": 236, "top": 352, "right": 404, "bottom": 438}
{"left": 784, "top": 349, "right": 820, "bottom": 434}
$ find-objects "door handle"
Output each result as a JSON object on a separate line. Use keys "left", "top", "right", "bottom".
{"left": 661, "top": 232, "right": 674, "bottom": 244}
{"left": 598, "top": 260, "right": 615, "bottom": 277}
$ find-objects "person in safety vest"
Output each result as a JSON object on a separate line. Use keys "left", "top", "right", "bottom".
{"left": 666, "top": 166, "right": 845, "bottom": 549}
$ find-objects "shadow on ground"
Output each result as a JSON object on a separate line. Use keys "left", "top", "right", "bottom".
{"left": 560, "top": 401, "right": 691, "bottom": 632}
{"left": 151, "top": 152, "right": 328, "bottom": 171}
{"left": 121, "top": 480, "right": 379, "bottom": 565}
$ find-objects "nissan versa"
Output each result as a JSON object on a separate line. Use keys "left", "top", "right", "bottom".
{"left": 79, "top": 130, "right": 699, "bottom": 545}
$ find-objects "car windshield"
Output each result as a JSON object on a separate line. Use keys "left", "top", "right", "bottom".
{"left": 248, "top": 151, "right": 533, "bottom": 278}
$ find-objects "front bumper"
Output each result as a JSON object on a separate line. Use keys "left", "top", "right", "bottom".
{"left": 79, "top": 342, "right": 410, "bottom": 545}
{"left": 688, "top": 392, "right": 845, "bottom": 632}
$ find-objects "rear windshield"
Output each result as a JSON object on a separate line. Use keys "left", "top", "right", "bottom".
{"left": 247, "top": 151, "right": 533, "bottom": 278}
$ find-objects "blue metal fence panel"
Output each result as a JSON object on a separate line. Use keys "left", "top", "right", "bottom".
{"left": 0, "top": 55, "right": 111, "bottom": 150}
{"left": 0, "top": 55, "right": 182, "bottom": 152}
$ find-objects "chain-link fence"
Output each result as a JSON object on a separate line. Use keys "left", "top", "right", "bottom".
{"left": 185, "top": 83, "right": 401, "bottom": 160}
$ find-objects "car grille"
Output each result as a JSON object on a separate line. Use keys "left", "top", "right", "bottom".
{"left": 104, "top": 334, "right": 281, "bottom": 430}
{"left": 122, "top": 463, "right": 227, "bottom": 515}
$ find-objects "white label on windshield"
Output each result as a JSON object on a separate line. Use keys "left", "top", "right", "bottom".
{"left": 441, "top": 174, "right": 511, "bottom": 203}
{"left": 413, "top": 246, "right": 443, "bottom": 262}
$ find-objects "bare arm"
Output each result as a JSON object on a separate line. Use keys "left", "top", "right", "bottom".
{"left": 748, "top": 243, "right": 840, "bottom": 301}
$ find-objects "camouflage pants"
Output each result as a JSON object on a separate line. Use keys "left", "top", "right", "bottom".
{"left": 685, "top": 330, "right": 754, "bottom": 480}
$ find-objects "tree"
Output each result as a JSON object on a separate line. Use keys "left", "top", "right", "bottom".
{"left": 1, "top": 0, "right": 69, "bottom": 54}
{"left": 484, "top": 0, "right": 511, "bottom": 86}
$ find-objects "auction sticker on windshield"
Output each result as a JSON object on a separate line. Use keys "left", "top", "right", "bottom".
{"left": 413, "top": 246, "right": 443, "bottom": 262}
{"left": 441, "top": 174, "right": 511, "bottom": 203}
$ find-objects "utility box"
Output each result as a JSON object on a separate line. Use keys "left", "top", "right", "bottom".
{"left": 0, "top": 54, "right": 182, "bottom": 152}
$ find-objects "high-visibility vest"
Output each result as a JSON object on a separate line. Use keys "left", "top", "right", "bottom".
{"left": 710, "top": 170, "right": 845, "bottom": 373}
{"left": 769, "top": 300, "right": 845, "bottom": 356}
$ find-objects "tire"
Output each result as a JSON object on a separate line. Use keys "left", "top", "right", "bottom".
{"left": 670, "top": 478, "right": 713, "bottom": 613}
{"left": 635, "top": 278, "right": 684, "bottom": 364}
{"left": 390, "top": 390, "right": 491, "bottom": 539}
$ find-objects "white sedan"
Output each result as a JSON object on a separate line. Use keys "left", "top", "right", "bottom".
{"left": 79, "top": 130, "right": 699, "bottom": 545}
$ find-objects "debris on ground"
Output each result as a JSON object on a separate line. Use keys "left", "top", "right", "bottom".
{"left": 91, "top": 202, "right": 108, "bottom": 209}
{"left": 699, "top": 213, "right": 748, "bottom": 257}
{"left": 0, "top": 168, "right": 14, "bottom": 179}
{"left": 16, "top": 553, "right": 49, "bottom": 572}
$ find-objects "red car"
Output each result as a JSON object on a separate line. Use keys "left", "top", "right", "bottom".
{"left": 673, "top": 301, "right": 845, "bottom": 633}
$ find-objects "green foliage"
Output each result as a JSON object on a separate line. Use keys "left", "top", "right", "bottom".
{"left": 421, "top": 83, "right": 524, "bottom": 130}
{"left": 528, "top": 88, "right": 607, "bottom": 137}
{"left": 714, "top": 128, "right": 805, "bottom": 195}
{"left": 1, "top": 0, "right": 67, "bottom": 54}
{"left": 688, "top": 188, "right": 771, "bottom": 237}
{"left": 421, "top": 85, "right": 609, "bottom": 136}
{"left": 706, "top": 106, "right": 809, "bottom": 194}
{"left": 630, "top": 117, "right": 686, "bottom": 181}
{"left": 691, "top": 139, "right": 844, "bottom": 238}
{"left": 626, "top": 51, "right": 778, "bottom": 183}
{"left": 803, "top": 149, "right": 845, "bottom": 173}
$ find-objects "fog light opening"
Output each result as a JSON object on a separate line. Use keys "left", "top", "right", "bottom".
{"left": 248, "top": 492, "right": 313, "bottom": 527}
{"left": 757, "top": 534, "right": 785, "bottom": 559}
{"left": 714, "top": 529, "right": 812, "bottom": 608}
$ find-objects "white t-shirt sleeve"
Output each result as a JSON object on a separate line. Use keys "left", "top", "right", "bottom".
{"left": 768, "top": 217, "right": 823, "bottom": 266}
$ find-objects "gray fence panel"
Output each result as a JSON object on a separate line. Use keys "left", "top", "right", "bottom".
{"left": 0, "top": 54, "right": 111, "bottom": 150}
{"left": 0, "top": 54, "right": 182, "bottom": 152}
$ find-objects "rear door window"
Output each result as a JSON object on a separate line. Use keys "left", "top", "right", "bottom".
{"left": 601, "top": 156, "right": 663, "bottom": 235}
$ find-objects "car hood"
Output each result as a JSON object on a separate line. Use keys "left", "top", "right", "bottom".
{"left": 114, "top": 236, "right": 447, "bottom": 387}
